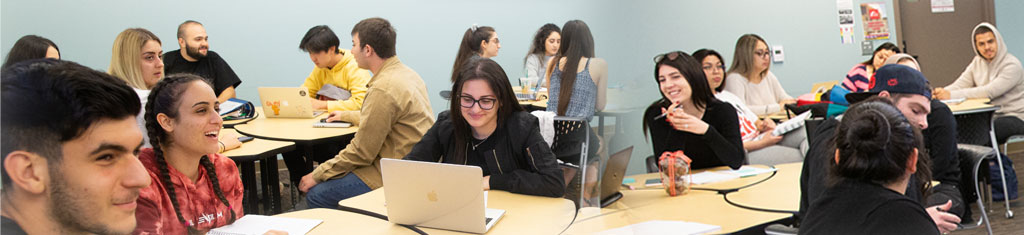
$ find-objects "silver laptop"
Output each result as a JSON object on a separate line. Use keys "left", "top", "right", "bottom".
{"left": 256, "top": 87, "right": 325, "bottom": 118}
{"left": 380, "top": 158, "right": 505, "bottom": 234}
{"left": 599, "top": 146, "right": 633, "bottom": 207}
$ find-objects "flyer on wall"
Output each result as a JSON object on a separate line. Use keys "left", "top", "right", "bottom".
{"left": 860, "top": 2, "right": 889, "bottom": 40}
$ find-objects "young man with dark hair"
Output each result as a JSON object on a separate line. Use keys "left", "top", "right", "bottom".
{"left": 280, "top": 25, "right": 373, "bottom": 187}
{"left": 934, "top": 22, "right": 1024, "bottom": 145}
{"left": 163, "top": 20, "right": 242, "bottom": 103}
{"left": 801, "top": 64, "right": 963, "bottom": 233}
{"left": 1, "top": 59, "right": 151, "bottom": 234}
{"left": 297, "top": 17, "right": 434, "bottom": 208}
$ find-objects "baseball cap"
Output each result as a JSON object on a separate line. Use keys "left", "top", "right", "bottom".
{"left": 845, "top": 64, "right": 932, "bottom": 104}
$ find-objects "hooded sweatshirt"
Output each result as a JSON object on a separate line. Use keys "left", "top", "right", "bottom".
{"left": 945, "top": 22, "right": 1024, "bottom": 120}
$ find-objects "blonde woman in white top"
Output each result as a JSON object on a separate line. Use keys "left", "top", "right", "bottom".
{"left": 723, "top": 34, "right": 795, "bottom": 116}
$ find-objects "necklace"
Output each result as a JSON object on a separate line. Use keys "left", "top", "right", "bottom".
{"left": 471, "top": 136, "right": 489, "bottom": 150}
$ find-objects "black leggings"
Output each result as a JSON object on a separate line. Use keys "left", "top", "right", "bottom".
{"left": 994, "top": 116, "right": 1024, "bottom": 145}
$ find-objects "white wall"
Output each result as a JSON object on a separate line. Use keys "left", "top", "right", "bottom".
{"left": 4, "top": 0, "right": 1021, "bottom": 175}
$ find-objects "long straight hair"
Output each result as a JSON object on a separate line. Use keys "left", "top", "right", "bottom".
{"left": 727, "top": 34, "right": 768, "bottom": 79}
{"left": 2, "top": 35, "right": 60, "bottom": 69}
{"left": 451, "top": 26, "right": 495, "bottom": 83}
{"left": 643, "top": 52, "right": 715, "bottom": 138}
{"left": 549, "top": 20, "right": 595, "bottom": 115}
{"left": 144, "top": 74, "right": 237, "bottom": 234}
{"left": 449, "top": 58, "right": 525, "bottom": 163}
{"left": 109, "top": 28, "right": 161, "bottom": 90}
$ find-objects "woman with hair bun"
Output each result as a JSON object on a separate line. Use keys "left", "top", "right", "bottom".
{"left": 799, "top": 97, "right": 938, "bottom": 235}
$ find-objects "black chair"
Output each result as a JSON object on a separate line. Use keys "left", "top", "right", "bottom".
{"left": 645, "top": 155, "right": 658, "bottom": 173}
{"left": 552, "top": 117, "right": 595, "bottom": 209}
{"left": 957, "top": 144, "right": 995, "bottom": 235}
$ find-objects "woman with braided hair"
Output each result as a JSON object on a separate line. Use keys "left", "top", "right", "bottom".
{"left": 133, "top": 74, "right": 243, "bottom": 234}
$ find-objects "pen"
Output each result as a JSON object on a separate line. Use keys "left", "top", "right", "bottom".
{"left": 654, "top": 105, "right": 683, "bottom": 120}
{"left": 621, "top": 184, "right": 635, "bottom": 190}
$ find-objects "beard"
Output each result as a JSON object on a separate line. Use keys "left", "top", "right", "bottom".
{"left": 185, "top": 43, "right": 208, "bottom": 60}
{"left": 49, "top": 168, "right": 134, "bottom": 235}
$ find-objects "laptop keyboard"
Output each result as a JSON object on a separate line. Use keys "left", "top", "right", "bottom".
{"left": 516, "top": 93, "right": 536, "bottom": 100}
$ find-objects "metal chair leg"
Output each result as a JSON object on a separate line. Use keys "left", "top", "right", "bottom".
{"left": 989, "top": 129, "right": 1014, "bottom": 218}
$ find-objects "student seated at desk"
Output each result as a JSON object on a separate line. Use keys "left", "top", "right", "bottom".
{"left": 933, "top": 22, "right": 1024, "bottom": 145}
{"left": 524, "top": 23, "right": 560, "bottom": 87}
{"left": 134, "top": 74, "right": 244, "bottom": 234}
{"left": 643, "top": 51, "right": 744, "bottom": 170}
{"left": 450, "top": 24, "right": 500, "bottom": 83}
{"left": 840, "top": 42, "right": 899, "bottom": 92}
{"left": 799, "top": 98, "right": 938, "bottom": 235}
{"left": 2, "top": 59, "right": 151, "bottom": 235}
{"left": 694, "top": 49, "right": 806, "bottom": 165}
{"left": 1, "top": 35, "right": 60, "bottom": 69}
{"left": 723, "top": 34, "right": 795, "bottom": 116}
{"left": 405, "top": 58, "right": 565, "bottom": 197}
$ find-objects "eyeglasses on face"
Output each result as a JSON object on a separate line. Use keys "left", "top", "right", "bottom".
{"left": 459, "top": 95, "right": 497, "bottom": 110}
{"left": 754, "top": 50, "right": 771, "bottom": 58}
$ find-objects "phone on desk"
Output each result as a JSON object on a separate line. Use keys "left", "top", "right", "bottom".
{"left": 645, "top": 178, "right": 662, "bottom": 187}
{"left": 237, "top": 136, "right": 255, "bottom": 143}
{"left": 313, "top": 118, "right": 352, "bottom": 128}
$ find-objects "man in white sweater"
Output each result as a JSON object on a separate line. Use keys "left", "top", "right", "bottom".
{"left": 934, "top": 22, "right": 1024, "bottom": 144}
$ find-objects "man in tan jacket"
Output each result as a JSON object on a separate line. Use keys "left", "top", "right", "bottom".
{"left": 298, "top": 17, "right": 434, "bottom": 209}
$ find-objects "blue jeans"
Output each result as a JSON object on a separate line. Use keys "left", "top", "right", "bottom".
{"left": 305, "top": 173, "right": 372, "bottom": 209}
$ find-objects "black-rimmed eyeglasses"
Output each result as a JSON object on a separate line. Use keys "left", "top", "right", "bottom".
{"left": 459, "top": 96, "right": 497, "bottom": 110}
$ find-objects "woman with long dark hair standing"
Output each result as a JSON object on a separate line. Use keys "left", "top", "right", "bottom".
{"left": 545, "top": 20, "right": 607, "bottom": 119}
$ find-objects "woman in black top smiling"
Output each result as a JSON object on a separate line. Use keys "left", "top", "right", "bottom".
{"left": 644, "top": 51, "right": 744, "bottom": 170}
{"left": 405, "top": 58, "right": 564, "bottom": 197}
{"left": 799, "top": 98, "right": 938, "bottom": 235}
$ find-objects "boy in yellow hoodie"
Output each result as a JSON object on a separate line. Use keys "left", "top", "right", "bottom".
{"left": 300, "top": 25, "right": 371, "bottom": 112}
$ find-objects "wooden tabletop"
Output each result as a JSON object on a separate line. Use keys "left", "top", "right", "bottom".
{"left": 515, "top": 86, "right": 549, "bottom": 109}
{"left": 232, "top": 108, "right": 358, "bottom": 142}
{"left": 948, "top": 98, "right": 996, "bottom": 115}
{"left": 566, "top": 163, "right": 800, "bottom": 234}
{"left": 220, "top": 129, "right": 295, "bottom": 159}
{"left": 276, "top": 188, "right": 577, "bottom": 234}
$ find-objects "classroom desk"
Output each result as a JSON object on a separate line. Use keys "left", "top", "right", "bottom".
{"left": 566, "top": 164, "right": 800, "bottom": 234}
{"left": 515, "top": 86, "right": 549, "bottom": 110}
{"left": 946, "top": 98, "right": 1015, "bottom": 217}
{"left": 276, "top": 189, "right": 577, "bottom": 234}
{"left": 233, "top": 108, "right": 358, "bottom": 179}
{"left": 221, "top": 129, "right": 296, "bottom": 215}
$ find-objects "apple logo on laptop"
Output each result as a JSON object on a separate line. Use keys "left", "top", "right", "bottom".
{"left": 427, "top": 190, "right": 439, "bottom": 202}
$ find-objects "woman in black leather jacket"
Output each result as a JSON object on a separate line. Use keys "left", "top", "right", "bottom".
{"left": 404, "top": 58, "right": 565, "bottom": 197}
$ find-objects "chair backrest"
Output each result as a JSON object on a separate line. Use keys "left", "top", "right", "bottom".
{"left": 645, "top": 155, "right": 658, "bottom": 173}
{"left": 953, "top": 111, "right": 994, "bottom": 146}
{"left": 551, "top": 116, "right": 600, "bottom": 209}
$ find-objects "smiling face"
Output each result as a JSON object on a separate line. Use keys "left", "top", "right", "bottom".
{"left": 544, "top": 32, "right": 561, "bottom": 56}
{"left": 50, "top": 117, "right": 149, "bottom": 234}
{"left": 701, "top": 55, "right": 724, "bottom": 90}
{"left": 179, "top": 24, "right": 208, "bottom": 60}
{"left": 480, "top": 32, "right": 500, "bottom": 58}
{"left": 658, "top": 64, "right": 692, "bottom": 104}
{"left": 975, "top": 31, "right": 998, "bottom": 61}
{"left": 752, "top": 40, "right": 770, "bottom": 73}
{"left": 139, "top": 40, "right": 163, "bottom": 89}
{"left": 459, "top": 79, "right": 500, "bottom": 133}
{"left": 162, "top": 81, "right": 223, "bottom": 156}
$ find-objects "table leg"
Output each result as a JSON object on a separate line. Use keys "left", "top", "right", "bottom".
{"left": 267, "top": 154, "right": 282, "bottom": 214}
{"left": 259, "top": 155, "right": 272, "bottom": 215}
{"left": 238, "top": 162, "right": 258, "bottom": 214}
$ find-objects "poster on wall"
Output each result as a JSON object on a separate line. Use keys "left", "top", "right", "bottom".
{"left": 860, "top": 2, "right": 890, "bottom": 40}
{"left": 837, "top": 0, "right": 855, "bottom": 44}
{"left": 931, "top": 0, "right": 954, "bottom": 13}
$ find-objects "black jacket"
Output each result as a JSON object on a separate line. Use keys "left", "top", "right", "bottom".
{"left": 404, "top": 111, "right": 565, "bottom": 197}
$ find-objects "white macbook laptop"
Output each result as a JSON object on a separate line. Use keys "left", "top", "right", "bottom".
{"left": 256, "top": 87, "right": 325, "bottom": 118}
{"left": 380, "top": 158, "right": 505, "bottom": 234}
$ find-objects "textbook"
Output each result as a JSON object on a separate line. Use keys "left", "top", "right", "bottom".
{"left": 207, "top": 215, "right": 322, "bottom": 235}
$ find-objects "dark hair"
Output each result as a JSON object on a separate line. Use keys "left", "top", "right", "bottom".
{"left": 299, "top": 25, "right": 341, "bottom": 53}
{"left": 974, "top": 25, "right": 993, "bottom": 37}
{"left": 450, "top": 26, "right": 496, "bottom": 83}
{"left": 176, "top": 20, "right": 203, "bottom": 40}
{"left": 831, "top": 97, "right": 931, "bottom": 197}
{"left": 449, "top": 58, "right": 525, "bottom": 163}
{"left": 351, "top": 17, "right": 397, "bottom": 59}
{"left": 861, "top": 42, "right": 901, "bottom": 65}
{"left": 523, "top": 24, "right": 560, "bottom": 66}
{"left": 2, "top": 35, "right": 60, "bottom": 69}
{"left": 551, "top": 20, "right": 595, "bottom": 116}
{"left": 144, "top": 74, "right": 235, "bottom": 234}
{"left": 642, "top": 51, "right": 715, "bottom": 138}
{"left": 1, "top": 59, "right": 140, "bottom": 187}
{"left": 692, "top": 48, "right": 726, "bottom": 92}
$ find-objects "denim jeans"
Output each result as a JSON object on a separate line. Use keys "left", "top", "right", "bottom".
{"left": 305, "top": 173, "right": 372, "bottom": 209}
